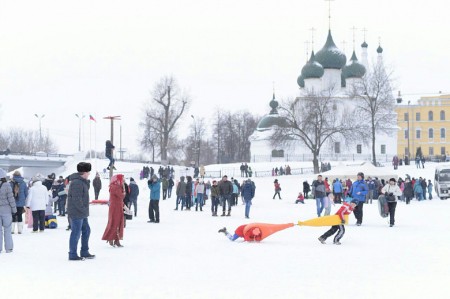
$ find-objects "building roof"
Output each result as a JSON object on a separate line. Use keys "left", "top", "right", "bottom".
{"left": 314, "top": 30, "right": 347, "bottom": 69}
{"left": 301, "top": 51, "right": 324, "bottom": 79}
{"left": 342, "top": 51, "right": 366, "bottom": 79}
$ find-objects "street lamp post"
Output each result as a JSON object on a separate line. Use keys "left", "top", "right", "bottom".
{"left": 191, "top": 115, "right": 200, "bottom": 167}
{"left": 75, "top": 114, "right": 85, "bottom": 152}
{"left": 34, "top": 114, "right": 45, "bottom": 145}
{"left": 407, "top": 100, "right": 411, "bottom": 161}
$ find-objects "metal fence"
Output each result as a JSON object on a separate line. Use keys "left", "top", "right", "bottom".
{"left": 251, "top": 154, "right": 396, "bottom": 163}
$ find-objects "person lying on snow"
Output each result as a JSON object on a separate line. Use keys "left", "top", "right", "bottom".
{"left": 218, "top": 223, "right": 294, "bottom": 242}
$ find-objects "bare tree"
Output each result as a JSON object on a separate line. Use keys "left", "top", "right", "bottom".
{"left": 347, "top": 63, "right": 396, "bottom": 165}
{"left": 139, "top": 116, "right": 161, "bottom": 163}
{"left": 0, "top": 128, "right": 57, "bottom": 153}
{"left": 210, "top": 110, "right": 259, "bottom": 163}
{"left": 272, "top": 90, "right": 358, "bottom": 173}
{"left": 142, "top": 76, "right": 189, "bottom": 163}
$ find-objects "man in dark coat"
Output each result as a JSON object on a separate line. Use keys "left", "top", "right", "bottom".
{"left": 218, "top": 175, "right": 233, "bottom": 216}
{"left": 92, "top": 172, "right": 102, "bottom": 200}
{"left": 67, "top": 162, "right": 95, "bottom": 261}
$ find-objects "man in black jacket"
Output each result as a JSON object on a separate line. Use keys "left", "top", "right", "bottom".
{"left": 218, "top": 175, "right": 233, "bottom": 216}
{"left": 67, "top": 162, "right": 94, "bottom": 261}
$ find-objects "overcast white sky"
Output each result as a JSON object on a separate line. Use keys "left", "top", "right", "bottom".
{"left": 1, "top": 0, "right": 449, "bottom": 156}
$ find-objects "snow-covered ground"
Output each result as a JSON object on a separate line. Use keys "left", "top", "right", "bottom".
{"left": 2, "top": 159, "right": 450, "bottom": 299}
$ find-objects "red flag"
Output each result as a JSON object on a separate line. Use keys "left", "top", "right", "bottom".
{"left": 89, "top": 114, "right": 96, "bottom": 122}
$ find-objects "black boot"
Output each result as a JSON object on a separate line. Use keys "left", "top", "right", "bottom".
{"left": 226, "top": 211, "right": 231, "bottom": 216}
{"left": 221, "top": 211, "right": 226, "bottom": 216}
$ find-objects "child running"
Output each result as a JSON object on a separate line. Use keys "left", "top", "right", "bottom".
{"left": 318, "top": 200, "right": 358, "bottom": 245}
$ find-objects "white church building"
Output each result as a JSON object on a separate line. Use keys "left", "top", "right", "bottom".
{"left": 249, "top": 30, "right": 398, "bottom": 162}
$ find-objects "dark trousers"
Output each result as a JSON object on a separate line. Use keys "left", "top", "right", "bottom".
{"left": 321, "top": 224, "right": 345, "bottom": 243}
{"left": 334, "top": 193, "right": 342, "bottom": 203}
{"left": 12, "top": 207, "right": 24, "bottom": 222}
{"left": 211, "top": 196, "right": 219, "bottom": 214}
{"left": 32, "top": 210, "right": 45, "bottom": 231}
{"left": 353, "top": 202, "right": 364, "bottom": 224}
{"left": 58, "top": 198, "right": 66, "bottom": 216}
{"left": 405, "top": 196, "right": 412, "bottom": 204}
{"left": 94, "top": 189, "right": 100, "bottom": 200}
{"left": 222, "top": 194, "right": 232, "bottom": 212}
{"left": 163, "top": 189, "right": 167, "bottom": 200}
{"left": 273, "top": 191, "right": 281, "bottom": 199}
{"left": 303, "top": 191, "right": 309, "bottom": 199}
{"left": 149, "top": 200, "right": 160, "bottom": 222}
{"left": 168, "top": 187, "right": 172, "bottom": 198}
{"left": 388, "top": 202, "right": 397, "bottom": 225}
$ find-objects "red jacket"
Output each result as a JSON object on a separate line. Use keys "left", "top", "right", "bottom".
{"left": 274, "top": 182, "right": 281, "bottom": 191}
{"left": 335, "top": 202, "right": 354, "bottom": 221}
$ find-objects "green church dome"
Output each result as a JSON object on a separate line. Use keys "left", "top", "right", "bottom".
{"left": 297, "top": 75, "right": 305, "bottom": 88}
{"left": 342, "top": 51, "right": 366, "bottom": 79}
{"left": 314, "top": 30, "right": 347, "bottom": 69}
{"left": 256, "top": 94, "right": 288, "bottom": 131}
{"left": 301, "top": 51, "right": 324, "bottom": 79}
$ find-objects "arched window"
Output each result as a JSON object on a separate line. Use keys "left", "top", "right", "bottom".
{"left": 428, "top": 111, "right": 433, "bottom": 121}
{"left": 441, "top": 128, "right": 446, "bottom": 139}
{"left": 429, "top": 128, "right": 434, "bottom": 139}
{"left": 440, "top": 110, "right": 445, "bottom": 120}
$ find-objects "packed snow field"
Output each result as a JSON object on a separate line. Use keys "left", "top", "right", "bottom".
{"left": 3, "top": 159, "right": 450, "bottom": 299}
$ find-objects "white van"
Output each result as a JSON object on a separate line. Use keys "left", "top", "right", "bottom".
{"left": 434, "top": 165, "right": 450, "bottom": 199}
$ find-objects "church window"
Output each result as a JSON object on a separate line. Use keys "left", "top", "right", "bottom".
{"left": 441, "top": 128, "right": 446, "bottom": 139}
{"left": 429, "top": 147, "right": 434, "bottom": 156}
{"left": 416, "top": 112, "right": 420, "bottom": 121}
{"left": 404, "top": 112, "right": 409, "bottom": 121}
{"left": 404, "top": 129, "right": 409, "bottom": 139}
{"left": 356, "top": 144, "right": 362, "bottom": 154}
{"left": 440, "top": 110, "right": 445, "bottom": 120}
{"left": 334, "top": 142, "right": 340, "bottom": 154}
{"left": 416, "top": 129, "right": 421, "bottom": 139}
{"left": 441, "top": 147, "right": 446, "bottom": 155}
{"left": 428, "top": 111, "right": 433, "bottom": 121}
{"left": 429, "top": 128, "right": 434, "bottom": 139}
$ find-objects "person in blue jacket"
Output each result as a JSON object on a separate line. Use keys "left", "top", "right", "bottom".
{"left": 148, "top": 175, "right": 161, "bottom": 223}
{"left": 241, "top": 179, "right": 255, "bottom": 219}
{"left": 332, "top": 179, "right": 342, "bottom": 204}
{"left": 349, "top": 172, "right": 368, "bottom": 226}
{"left": 10, "top": 170, "right": 28, "bottom": 234}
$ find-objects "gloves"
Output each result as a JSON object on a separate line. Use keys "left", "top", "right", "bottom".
{"left": 341, "top": 219, "right": 346, "bottom": 224}
{"left": 388, "top": 193, "right": 393, "bottom": 197}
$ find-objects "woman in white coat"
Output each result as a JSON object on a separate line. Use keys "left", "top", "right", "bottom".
{"left": 26, "top": 176, "right": 49, "bottom": 232}
{"left": 381, "top": 178, "right": 403, "bottom": 227}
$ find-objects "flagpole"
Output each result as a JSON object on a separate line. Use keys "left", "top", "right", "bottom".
{"left": 89, "top": 115, "right": 92, "bottom": 160}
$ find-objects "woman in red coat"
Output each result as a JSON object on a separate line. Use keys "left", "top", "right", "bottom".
{"left": 102, "top": 174, "right": 126, "bottom": 247}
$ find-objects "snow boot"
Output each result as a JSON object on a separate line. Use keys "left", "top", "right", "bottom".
{"left": 11, "top": 222, "right": 16, "bottom": 234}
{"left": 226, "top": 211, "right": 231, "bottom": 217}
{"left": 333, "top": 241, "right": 341, "bottom": 245}
{"left": 220, "top": 212, "right": 226, "bottom": 216}
{"left": 218, "top": 227, "right": 227, "bottom": 234}
{"left": 318, "top": 237, "right": 326, "bottom": 244}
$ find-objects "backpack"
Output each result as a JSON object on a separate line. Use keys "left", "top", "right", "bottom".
{"left": 12, "top": 180, "right": 20, "bottom": 200}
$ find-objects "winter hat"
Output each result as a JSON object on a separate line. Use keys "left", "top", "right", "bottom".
{"left": 152, "top": 174, "right": 158, "bottom": 180}
{"left": 357, "top": 172, "right": 364, "bottom": 179}
{"left": 0, "top": 168, "right": 7, "bottom": 179}
{"left": 77, "top": 162, "right": 92, "bottom": 173}
{"left": 130, "top": 177, "right": 135, "bottom": 181}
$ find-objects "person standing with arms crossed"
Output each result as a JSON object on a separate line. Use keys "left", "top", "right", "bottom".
{"left": 67, "top": 162, "right": 95, "bottom": 261}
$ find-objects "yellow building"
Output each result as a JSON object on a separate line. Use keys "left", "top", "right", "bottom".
{"left": 396, "top": 94, "right": 450, "bottom": 160}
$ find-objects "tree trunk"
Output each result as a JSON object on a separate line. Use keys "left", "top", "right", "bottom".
{"left": 313, "top": 154, "right": 319, "bottom": 174}
{"left": 372, "top": 115, "right": 377, "bottom": 166}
